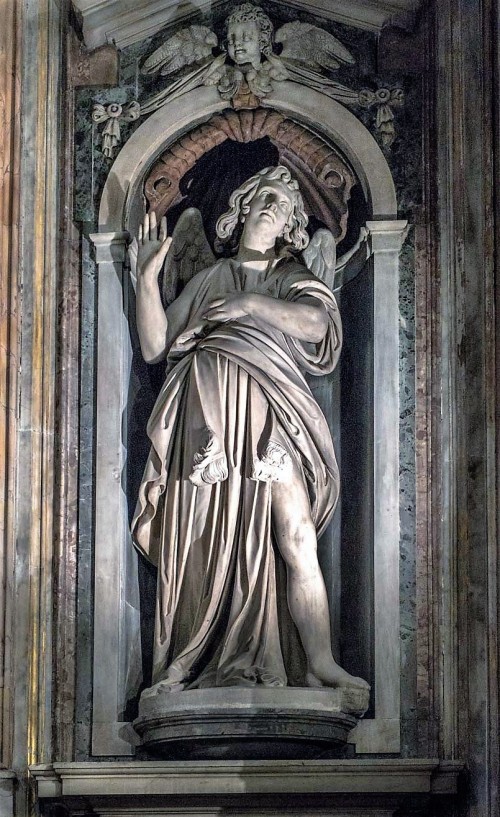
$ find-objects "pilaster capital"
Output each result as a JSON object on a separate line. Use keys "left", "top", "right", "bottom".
{"left": 90, "top": 231, "right": 129, "bottom": 264}
{"left": 366, "top": 220, "right": 409, "bottom": 253}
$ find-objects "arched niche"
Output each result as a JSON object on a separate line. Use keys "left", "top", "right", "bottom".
{"left": 142, "top": 109, "right": 357, "bottom": 240}
{"left": 90, "top": 82, "right": 407, "bottom": 757}
{"left": 98, "top": 84, "right": 396, "bottom": 231}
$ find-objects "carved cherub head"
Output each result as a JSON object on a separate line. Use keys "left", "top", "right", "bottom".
{"left": 225, "top": 3, "right": 274, "bottom": 69}
{"left": 216, "top": 166, "right": 309, "bottom": 252}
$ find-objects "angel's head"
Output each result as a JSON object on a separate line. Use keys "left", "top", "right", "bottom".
{"left": 216, "top": 166, "right": 309, "bottom": 254}
{"left": 225, "top": 3, "right": 273, "bottom": 68}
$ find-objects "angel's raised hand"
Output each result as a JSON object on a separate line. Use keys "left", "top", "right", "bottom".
{"left": 136, "top": 211, "right": 172, "bottom": 282}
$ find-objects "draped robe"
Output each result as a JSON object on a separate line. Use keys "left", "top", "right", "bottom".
{"left": 132, "top": 256, "right": 342, "bottom": 689}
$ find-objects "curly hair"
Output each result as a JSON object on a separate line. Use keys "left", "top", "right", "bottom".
{"left": 216, "top": 166, "right": 309, "bottom": 252}
{"left": 224, "top": 3, "right": 274, "bottom": 57}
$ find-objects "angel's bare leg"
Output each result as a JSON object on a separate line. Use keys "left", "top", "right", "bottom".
{"left": 271, "top": 464, "right": 369, "bottom": 691}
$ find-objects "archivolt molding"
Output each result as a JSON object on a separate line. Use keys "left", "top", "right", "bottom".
{"left": 144, "top": 109, "right": 356, "bottom": 240}
{"left": 98, "top": 84, "right": 396, "bottom": 232}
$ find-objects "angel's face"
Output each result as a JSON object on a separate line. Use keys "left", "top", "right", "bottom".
{"left": 244, "top": 180, "right": 294, "bottom": 246}
{"left": 227, "top": 21, "right": 262, "bottom": 68}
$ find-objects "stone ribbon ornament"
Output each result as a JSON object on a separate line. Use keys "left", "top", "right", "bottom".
{"left": 358, "top": 87, "right": 405, "bottom": 147}
{"left": 92, "top": 100, "right": 140, "bottom": 159}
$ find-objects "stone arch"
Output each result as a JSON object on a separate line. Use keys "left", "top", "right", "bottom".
{"left": 143, "top": 109, "right": 356, "bottom": 240}
{"left": 98, "top": 83, "right": 397, "bottom": 231}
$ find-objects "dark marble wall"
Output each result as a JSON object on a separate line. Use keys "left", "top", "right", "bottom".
{"left": 74, "top": 1, "right": 421, "bottom": 759}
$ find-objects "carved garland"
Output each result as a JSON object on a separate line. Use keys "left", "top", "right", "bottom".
{"left": 144, "top": 109, "right": 356, "bottom": 240}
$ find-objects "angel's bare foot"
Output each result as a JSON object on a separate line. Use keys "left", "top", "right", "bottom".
{"left": 305, "top": 661, "right": 370, "bottom": 691}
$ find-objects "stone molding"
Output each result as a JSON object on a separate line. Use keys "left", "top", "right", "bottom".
{"left": 0, "top": 0, "right": 21, "bottom": 774}
{"left": 73, "top": 0, "right": 423, "bottom": 50}
{"left": 99, "top": 84, "right": 396, "bottom": 230}
{"left": 423, "top": 2, "right": 500, "bottom": 814}
{"left": 31, "top": 758, "right": 463, "bottom": 802}
{"left": 11, "top": 0, "right": 63, "bottom": 791}
{"left": 91, "top": 231, "right": 129, "bottom": 264}
{"left": 365, "top": 220, "right": 410, "bottom": 251}
{"left": 263, "top": 84, "right": 397, "bottom": 215}
{"left": 88, "top": 230, "right": 140, "bottom": 758}
{"left": 134, "top": 687, "right": 366, "bottom": 758}
{"left": 350, "top": 218, "right": 408, "bottom": 754}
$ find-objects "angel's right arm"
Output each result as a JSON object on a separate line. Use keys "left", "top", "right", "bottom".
{"left": 136, "top": 278, "right": 169, "bottom": 364}
{"left": 137, "top": 274, "right": 205, "bottom": 363}
{"left": 136, "top": 207, "right": 219, "bottom": 362}
{"left": 135, "top": 213, "right": 171, "bottom": 364}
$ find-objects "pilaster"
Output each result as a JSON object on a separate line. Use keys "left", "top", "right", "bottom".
{"left": 9, "top": 1, "right": 65, "bottom": 811}
{"left": 428, "top": 0, "right": 499, "bottom": 814}
{"left": 89, "top": 231, "right": 141, "bottom": 757}
{"left": 0, "top": 0, "right": 22, "bottom": 780}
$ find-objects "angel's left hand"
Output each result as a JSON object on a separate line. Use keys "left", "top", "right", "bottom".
{"left": 203, "top": 293, "right": 252, "bottom": 322}
{"left": 175, "top": 319, "right": 209, "bottom": 350}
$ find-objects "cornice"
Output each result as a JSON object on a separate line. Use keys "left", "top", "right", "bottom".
{"left": 72, "top": 0, "right": 422, "bottom": 50}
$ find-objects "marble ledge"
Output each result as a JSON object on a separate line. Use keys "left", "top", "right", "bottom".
{"left": 31, "top": 759, "right": 463, "bottom": 800}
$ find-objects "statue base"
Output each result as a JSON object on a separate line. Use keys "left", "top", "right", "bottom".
{"left": 133, "top": 687, "right": 368, "bottom": 760}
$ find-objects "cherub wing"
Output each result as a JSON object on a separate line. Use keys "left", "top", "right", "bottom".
{"left": 275, "top": 22, "right": 355, "bottom": 72}
{"left": 140, "top": 53, "right": 227, "bottom": 116}
{"left": 162, "top": 208, "right": 216, "bottom": 306}
{"left": 141, "top": 25, "right": 218, "bottom": 76}
{"left": 302, "top": 229, "right": 337, "bottom": 292}
{"left": 274, "top": 22, "right": 358, "bottom": 103}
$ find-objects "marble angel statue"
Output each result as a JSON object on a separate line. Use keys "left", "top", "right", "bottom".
{"left": 140, "top": 3, "right": 359, "bottom": 114}
{"left": 131, "top": 165, "right": 370, "bottom": 696}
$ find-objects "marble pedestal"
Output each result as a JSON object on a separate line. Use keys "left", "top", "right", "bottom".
{"left": 133, "top": 687, "right": 369, "bottom": 759}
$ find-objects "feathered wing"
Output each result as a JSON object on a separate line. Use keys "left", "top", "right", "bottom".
{"left": 334, "top": 227, "right": 371, "bottom": 291}
{"left": 303, "top": 227, "right": 372, "bottom": 294}
{"left": 141, "top": 25, "right": 218, "bottom": 76}
{"left": 302, "top": 229, "right": 337, "bottom": 292}
{"left": 140, "top": 53, "right": 227, "bottom": 116}
{"left": 276, "top": 22, "right": 355, "bottom": 71}
{"left": 162, "top": 208, "right": 216, "bottom": 306}
{"left": 275, "top": 22, "right": 358, "bottom": 104}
